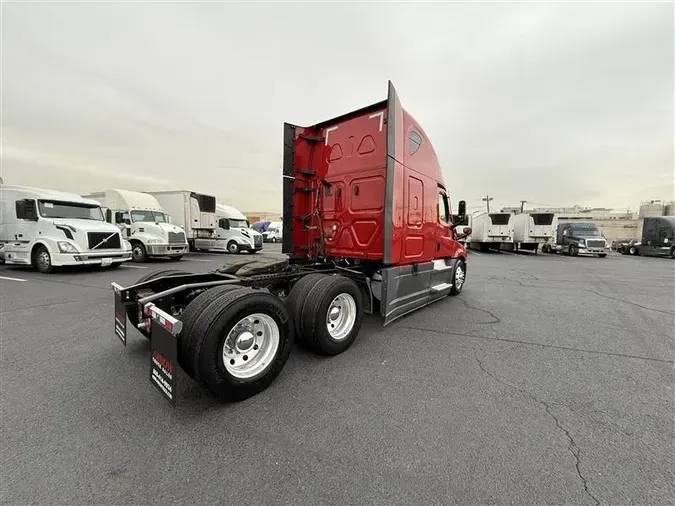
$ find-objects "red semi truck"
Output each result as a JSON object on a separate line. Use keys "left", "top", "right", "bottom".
{"left": 111, "top": 81, "right": 471, "bottom": 406}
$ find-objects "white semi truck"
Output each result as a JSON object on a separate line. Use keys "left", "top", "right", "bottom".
{"left": 0, "top": 184, "right": 132, "bottom": 273}
{"left": 83, "top": 189, "right": 189, "bottom": 262}
{"left": 262, "top": 220, "right": 283, "bottom": 243}
{"left": 511, "top": 211, "right": 556, "bottom": 253}
{"left": 214, "top": 203, "right": 263, "bottom": 254}
{"left": 144, "top": 190, "right": 217, "bottom": 251}
{"left": 468, "top": 212, "right": 515, "bottom": 252}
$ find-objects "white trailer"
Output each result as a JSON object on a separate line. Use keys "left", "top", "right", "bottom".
{"left": 144, "top": 190, "right": 217, "bottom": 251}
{"left": 83, "top": 189, "right": 189, "bottom": 262}
{"left": 468, "top": 212, "right": 514, "bottom": 252}
{"left": 512, "top": 211, "right": 556, "bottom": 253}
{"left": 213, "top": 203, "right": 263, "bottom": 254}
{"left": 0, "top": 184, "right": 132, "bottom": 273}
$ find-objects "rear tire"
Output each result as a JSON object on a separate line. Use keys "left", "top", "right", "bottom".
{"left": 177, "top": 284, "right": 243, "bottom": 379}
{"left": 569, "top": 245, "right": 578, "bottom": 257}
{"left": 169, "top": 255, "right": 183, "bottom": 261}
{"left": 299, "top": 275, "right": 363, "bottom": 355}
{"left": 127, "top": 269, "right": 190, "bottom": 339}
{"left": 33, "top": 246, "right": 53, "bottom": 274}
{"left": 188, "top": 288, "right": 294, "bottom": 401}
{"left": 285, "top": 273, "right": 330, "bottom": 338}
{"left": 598, "top": 254, "right": 607, "bottom": 258}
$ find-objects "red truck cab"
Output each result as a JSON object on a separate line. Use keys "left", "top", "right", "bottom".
{"left": 283, "top": 81, "right": 469, "bottom": 324}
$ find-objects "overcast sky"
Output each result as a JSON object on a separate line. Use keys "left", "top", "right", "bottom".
{"left": 2, "top": 1, "right": 673, "bottom": 214}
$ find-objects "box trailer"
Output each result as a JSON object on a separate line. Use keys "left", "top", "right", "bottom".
{"left": 512, "top": 211, "right": 555, "bottom": 253}
{"left": 0, "top": 184, "right": 131, "bottom": 273}
{"left": 468, "top": 212, "right": 514, "bottom": 252}
{"left": 83, "top": 189, "right": 189, "bottom": 262}
{"left": 143, "top": 190, "right": 217, "bottom": 251}
{"left": 110, "top": 81, "right": 471, "bottom": 406}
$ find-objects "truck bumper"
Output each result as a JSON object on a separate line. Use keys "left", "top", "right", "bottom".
{"left": 147, "top": 244, "right": 189, "bottom": 256}
{"left": 240, "top": 243, "right": 263, "bottom": 252}
{"left": 56, "top": 251, "right": 132, "bottom": 266}
{"left": 579, "top": 247, "right": 610, "bottom": 255}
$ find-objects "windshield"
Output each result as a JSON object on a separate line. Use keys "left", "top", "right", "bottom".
{"left": 571, "top": 227, "right": 600, "bottom": 236}
{"left": 38, "top": 200, "right": 104, "bottom": 221}
{"left": 130, "top": 210, "right": 166, "bottom": 223}
{"left": 268, "top": 228, "right": 279, "bottom": 233}
{"left": 229, "top": 219, "right": 248, "bottom": 228}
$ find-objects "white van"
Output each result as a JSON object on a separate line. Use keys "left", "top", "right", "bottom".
{"left": 83, "top": 189, "right": 189, "bottom": 262}
{"left": 214, "top": 203, "right": 263, "bottom": 254}
{"left": 0, "top": 185, "right": 132, "bottom": 273}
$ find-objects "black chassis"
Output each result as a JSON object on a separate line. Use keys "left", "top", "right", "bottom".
{"left": 111, "top": 261, "right": 374, "bottom": 405}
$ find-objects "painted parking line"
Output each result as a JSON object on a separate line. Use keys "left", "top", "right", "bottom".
{"left": 186, "top": 258, "right": 212, "bottom": 263}
{"left": 468, "top": 250, "right": 482, "bottom": 256}
{"left": 0, "top": 275, "right": 27, "bottom": 282}
{"left": 122, "top": 265, "right": 148, "bottom": 269}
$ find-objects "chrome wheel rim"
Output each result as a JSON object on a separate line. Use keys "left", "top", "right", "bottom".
{"left": 222, "top": 313, "right": 279, "bottom": 379}
{"left": 37, "top": 251, "right": 50, "bottom": 270}
{"left": 132, "top": 246, "right": 144, "bottom": 261}
{"left": 455, "top": 264, "right": 465, "bottom": 289}
{"left": 325, "top": 293, "right": 357, "bottom": 341}
{"left": 228, "top": 243, "right": 238, "bottom": 253}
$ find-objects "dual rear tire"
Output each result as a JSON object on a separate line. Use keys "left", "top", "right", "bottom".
{"left": 286, "top": 274, "right": 364, "bottom": 355}
{"left": 134, "top": 271, "right": 364, "bottom": 402}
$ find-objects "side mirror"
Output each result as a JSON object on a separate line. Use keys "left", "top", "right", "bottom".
{"left": 105, "top": 209, "right": 112, "bottom": 223}
{"left": 458, "top": 200, "right": 466, "bottom": 218}
{"left": 456, "top": 227, "right": 472, "bottom": 240}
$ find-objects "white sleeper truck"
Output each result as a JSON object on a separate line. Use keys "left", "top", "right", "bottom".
{"left": 262, "top": 221, "right": 283, "bottom": 243}
{"left": 215, "top": 203, "right": 263, "bottom": 254}
{"left": 83, "top": 189, "right": 189, "bottom": 262}
{"left": 144, "top": 190, "right": 217, "bottom": 251}
{"left": 0, "top": 185, "right": 132, "bottom": 273}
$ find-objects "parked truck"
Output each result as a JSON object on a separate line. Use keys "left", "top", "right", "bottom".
{"left": 511, "top": 211, "right": 555, "bottom": 253}
{"left": 617, "top": 216, "right": 675, "bottom": 258}
{"left": 110, "top": 81, "right": 471, "bottom": 406}
{"left": 83, "top": 189, "right": 189, "bottom": 262}
{"left": 214, "top": 203, "right": 263, "bottom": 254}
{"left": 143, "top": 190, "right": 217, "bottom": 251}
{"left": 262, "top": 221, "right": 283, "bottom": 243}
{"left": 468, "top": 212, "right": 514, "bottom": 252}
{"left": 0, "top": 185, "right": 132, "bottom": 273}
{"left": 542, "top": 221, "right": 609, "bottom": 257}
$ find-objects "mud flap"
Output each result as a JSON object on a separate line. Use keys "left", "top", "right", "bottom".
{"left": 145, "top": 303, "right": 182, "bottom": 407}
{"left": 112, "top": 282, "right": 127, "bottom": 346}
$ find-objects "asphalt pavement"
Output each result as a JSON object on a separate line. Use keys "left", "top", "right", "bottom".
{"left": 1, "top": 245, "right": 673, "bottom": 505}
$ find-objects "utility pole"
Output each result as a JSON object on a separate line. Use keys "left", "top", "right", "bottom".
{"left": 520, "top": 200, "right": 527, "bottom": 213}
{"left": 482, "top": 195, "right": 493, "bottom": 212}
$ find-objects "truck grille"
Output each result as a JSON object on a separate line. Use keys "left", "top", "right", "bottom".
{"left": 587, "top": 240, "right": 605, "bottom": 248}
{"left": 168, "top": 231, "right": 186, "bottom": 244}
{"left": 87, "top": 232, "right": 121, "bottom": 250}
{"left": 254, "top": 235, "right": 262, "bottom": 247}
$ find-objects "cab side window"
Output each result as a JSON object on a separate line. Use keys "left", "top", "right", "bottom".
{"left": 408, "top": 131, "right": 422, "bottom": 155}
{"left": 438, "top": 192, "right": 449, "bottom": 224}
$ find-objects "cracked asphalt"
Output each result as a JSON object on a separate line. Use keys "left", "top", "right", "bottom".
{"left": 1, "top": 246, "right": 673, "bottom": 505}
